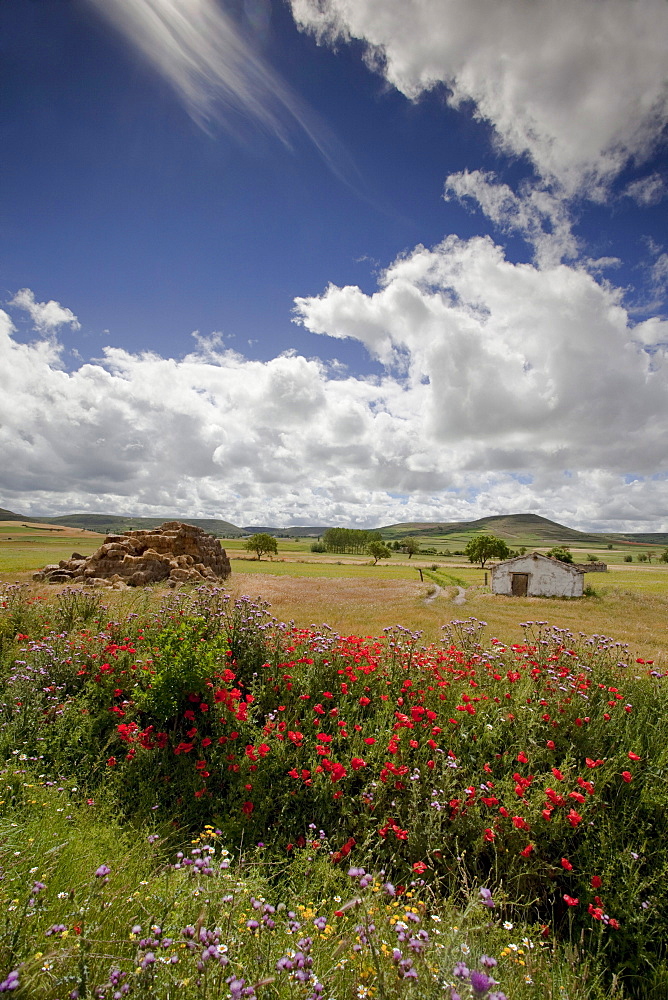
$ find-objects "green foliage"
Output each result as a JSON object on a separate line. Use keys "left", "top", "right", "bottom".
{"left": 546, "top": 545, "right": 574, "bottom": 563}
{"left": 4, "top": 593, "right": 668, "bottom": 996}
{"left": 243, "top": 532, "right": 278, "bottom": 560}
{"left": 366, "top": 540, "right": 392, "bottom": 564}
{"left": 661, "top": 548, "right": 668, "bottom": 564}
{"left": 625, "top": 555, "right": 634, "bottom": 563}
{"left": 310, "top": 541, "right": 326, "bottom": 553}
{"left": 465, "top": 533, "right": 510, "bottom": 568}
{"left": 637, "top": 553, "right": 648, "bottom": 563}
{"left": 400, "top": 536, "right": 420, "bottom": 558}
{"left": 136, "top": 616, "right": 228, "bottom": 723}
{"left": 322, "top": 527, "right": 382, "bottom": 554}
{"left": 54, "top": 587, "right": 104, "bottom": 631}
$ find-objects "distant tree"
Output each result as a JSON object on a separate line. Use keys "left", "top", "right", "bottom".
{"left": 645, "top": 552, "right": 653, "bottom": 564}
{"left": 401, "top": 536, "right": 420, "bottom": 559}
{"left": 465, "top": 534, "right": 510, "bottom": 569}
{"left": 660, "top": 548, "right": 668, "bottom": 564}
{"left": 546, "top": 545, "right": 574, "bottom": 564}
{"left": 367, "top": 540, "right": 392, "bottom": 565}
{"left": 244, "top": 533, "right": 278, "bottom": 560}
{"left": 587, "top": 553, "right": 598, "bottom": 562}
{"left": 624, "top": 555, "right": 633, "bottom": 563}
{"left": 637, "top": 553, "right": 648, "bottom": 563}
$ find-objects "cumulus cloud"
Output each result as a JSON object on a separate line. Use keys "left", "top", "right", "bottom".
{"left": 444, "top": 170, "right": 578, "bottom": 266}
{"left": 289, "top": 0, "right": 668, "bottom": 195}
{"left": 2, "top": 252, "right": 667, "bottom": 531}
{"left": 624, "top": 173, "right": 666, "bottom": 206}
{"left": 294, "top": 236, "right": 668, "bottom": 480}
{"left": 9, "top": 289, "right": 80, "bottom": 333}
{"left": 85, "top": 0, "right": 339, "bottom": 164}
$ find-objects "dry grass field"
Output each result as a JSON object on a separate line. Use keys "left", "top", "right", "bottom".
{"left": 2, "top": 521, "right": 666, "bottom": 665}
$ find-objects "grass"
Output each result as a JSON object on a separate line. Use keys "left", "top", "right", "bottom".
{"left": 1, "top": 585, "right": 668, "bottom": 997}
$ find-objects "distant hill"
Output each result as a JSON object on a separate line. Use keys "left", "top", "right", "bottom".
{"left": 0, "top": 507, "right": 28, "bottom": 522}
{"left": 35, "top": 513, "right": 244, "bottom": 538}
{"left": 243, "top": 525, "right": 328, "bottom": 538}
{"left": 1, "top": 507, "right": 666, "bottom": 546}
{"left": 379, "top": 513, "right": 668, "bottom": 547}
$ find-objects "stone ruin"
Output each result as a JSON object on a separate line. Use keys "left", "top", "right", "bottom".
{"left": 33, "top": 521, "right": 231, "bottom": 588}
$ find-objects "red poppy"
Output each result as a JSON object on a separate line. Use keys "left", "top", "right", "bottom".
{"left": 621, "top": 771, "right": 633, "bottom": 783}
{"left": 241, "top": 801, "right": 254, "bottom": 815}
{"left": 591, "top": 875, "right": 602, "bottom": 889}
{"left": 563, "top": 895, "right": 579, "bottom": 907}
{"left": 561, "top": 858, "right": 573, "bottom": 871}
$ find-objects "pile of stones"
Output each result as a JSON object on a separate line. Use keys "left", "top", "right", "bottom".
{"left": 33, "top": 521, "right": 231, "bottom": 588}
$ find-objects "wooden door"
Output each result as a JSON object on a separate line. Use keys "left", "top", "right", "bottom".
{"left": 511, "top": 573, "right": 529, "bottom": 596}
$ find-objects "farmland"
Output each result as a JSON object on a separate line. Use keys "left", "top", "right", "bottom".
{"left": 1, "top": 522, "right": 667, "bottom": 664}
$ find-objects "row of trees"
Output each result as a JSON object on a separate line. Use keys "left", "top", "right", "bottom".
{"left": 244, "top": 531, "right": 668, "bottom": 566}
{"left": 322, "top": 528, "right": 383, "bottom": 554}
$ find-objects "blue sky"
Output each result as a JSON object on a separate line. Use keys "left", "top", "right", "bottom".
{"left": 1, "top": 0, "right": 667, "bottom": 530}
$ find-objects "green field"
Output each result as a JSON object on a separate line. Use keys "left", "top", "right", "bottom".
{"left": 2, "top": 523, "right": 666, "bottom": 664}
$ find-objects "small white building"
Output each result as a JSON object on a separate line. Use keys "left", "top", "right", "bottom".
{"left": 490, "top": 552, "right": 585, "bottom": 598}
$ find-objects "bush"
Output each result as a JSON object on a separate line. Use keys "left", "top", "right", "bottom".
{"left": 3, "top": 596, "right": 668, "bottom": 996}
{"left": 625, "top": 555, "right": 633, "bottom": 563}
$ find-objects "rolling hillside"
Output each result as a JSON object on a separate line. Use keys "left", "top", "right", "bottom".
{"left": 378, "top": 513, "right": 668, "bottom": 547}
{"left": 1, "top": 508, "right": 666, "bottom": 547}
{"left": 35, "top": 514, "right": 243, "bottom": 538}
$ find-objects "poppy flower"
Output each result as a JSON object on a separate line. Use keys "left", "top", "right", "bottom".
{"left": 561, "top": 858, "right": 573, "bottom": 871}
{"left": 621, "top": 771, "right": 633, "bottom": 783}
{"left": 563, "top": 894, "right": 579, "bottom": 907}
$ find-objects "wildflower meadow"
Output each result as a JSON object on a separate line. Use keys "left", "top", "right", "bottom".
{"left": 0, "top": 584, "right": 667, "bottom": 999}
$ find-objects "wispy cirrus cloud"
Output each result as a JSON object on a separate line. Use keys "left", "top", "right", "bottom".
{"left": 85, "top": 0, "right": 341, "bottom": 167}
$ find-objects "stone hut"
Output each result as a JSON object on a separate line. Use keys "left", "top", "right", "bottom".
{"left": 490, "top": 552, "right": 584, "bottom": 598}
{"left": 34, "top": 521, "right": 231, "bottom": 587}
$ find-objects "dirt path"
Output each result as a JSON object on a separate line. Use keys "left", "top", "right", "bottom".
{"left": 424, "top": 584, "right": 467, "bottom": 605}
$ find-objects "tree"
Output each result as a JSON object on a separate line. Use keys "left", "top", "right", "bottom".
{"left": 660, "top": 549, "right": 668, "bottom": 564}
{"left": 243, "top": 533, "right": 278, "bottom": 561}
{"left": 465, "top": 534, "right": 510, "bottom": 569}
{"left": 546, "top": 545, "right": 574, "bottom": 564}
{"left": 367, "top": 540, "right": 392, "bottom": 564}
{"left": 401, "top": 536, "right": 420, "bottom": 559}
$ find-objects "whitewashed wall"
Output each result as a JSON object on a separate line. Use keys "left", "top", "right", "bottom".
{"left": 491, "top": 554, "right": 584, "bottom": 597}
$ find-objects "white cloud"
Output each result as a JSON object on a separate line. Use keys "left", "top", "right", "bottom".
{"left": 444, "top": 170, "right": 578, "bottom": 266}
{"left": 2, "top": 249, "right": 667, "bottom": 531}
{"left": 624, "top": 173, "right": 666, "bottom": 206}
{"left": 289, "top": 0, "right": 668, "bottom": 195}
{"left": 9, "top": 289, "right": 80, "bottom": 333}
{"left": 85, "top": 0, "right": 339, "bottom": 165}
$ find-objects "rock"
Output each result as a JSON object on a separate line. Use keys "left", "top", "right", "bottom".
{"left": 36, "top": 522, "right": 231, "bottom": 587}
